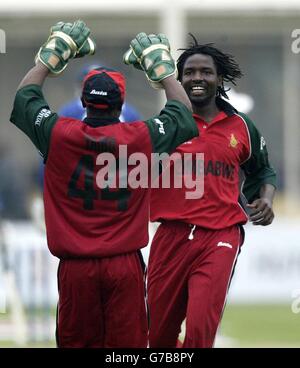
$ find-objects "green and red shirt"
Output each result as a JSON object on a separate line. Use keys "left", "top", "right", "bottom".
{"left": 10, "top": 85, "right": 198, "bottom": 258}
{"left": 150, "top": 98, "right": 276, "bottom": 229}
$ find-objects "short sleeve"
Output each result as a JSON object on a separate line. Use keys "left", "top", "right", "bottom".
{"left": 144, "top": 100, "right": 198, "bottom": 154}
{"left": 10, "top": 84, "right": 58, "bottom": 159}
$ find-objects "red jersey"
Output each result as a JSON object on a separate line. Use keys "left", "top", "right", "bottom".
{"left": 44, "top": 118, "right": 154, "bottom": 258}
{"left": 10, "top": 85, "right": 198, "bottom": 258}
{"left": 150, "top": 100, "right": 276, "bottom": 229}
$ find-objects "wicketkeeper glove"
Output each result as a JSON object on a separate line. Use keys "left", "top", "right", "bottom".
{"left": 35, "top": 20, "right": 96, "bottom": 75}
{"left": 50, "top": 21, "right": 96, "bottom": 58}
{"left": 123, "top": 32, "right": 177, "bottom": 89}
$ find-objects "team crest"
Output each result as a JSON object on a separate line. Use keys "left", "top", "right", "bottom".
{"left": 229, "top": 133, "right": 239, "bottom": 148}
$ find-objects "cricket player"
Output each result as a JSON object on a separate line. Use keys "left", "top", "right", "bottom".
{"left": 36, "top": 64, "right": 141, "bottom": 189}
{"left": 10, "top": 22, "right": 198, "bottom": 347}
{"left": 59, "top": 63, "right": 141, "bottom": 122}
{"left": 147, "top": 36, "right": 277, "bottom": 348}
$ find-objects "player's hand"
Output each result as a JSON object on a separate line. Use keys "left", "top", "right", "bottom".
{"left": 123, "top": 32, "right": 177, "bottom": 89}
{"left": 35, "top": 20, "right": 93, "bottom": 75}
{"left": 247, "top": 198, "right": 274, "bottom": 226}
{"left": 75, "top": 36, "right": 96, "bottom": 58}
{"left": 123, "top": 46, "right": 143, "bottom": 70}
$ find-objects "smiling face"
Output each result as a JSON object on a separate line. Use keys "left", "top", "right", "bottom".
{"left": 181, "top": 53, "right": 222, "bottom": 108}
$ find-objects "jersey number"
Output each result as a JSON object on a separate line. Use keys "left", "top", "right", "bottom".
{"left": 68, "top": 155, "right": 131, "bottom": 211}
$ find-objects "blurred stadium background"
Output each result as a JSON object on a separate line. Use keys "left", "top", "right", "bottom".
{"left": 0, "top": 0, "right": 300, "bottom": 347}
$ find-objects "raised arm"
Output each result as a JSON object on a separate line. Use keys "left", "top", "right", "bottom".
{"left": 10, "top": 20, "right": 95, "bottom": 159}
{"left": 123, "top": 33, "right": 192, "bottom": 112}
{"left": 123, "top": 33, "right": 198, "bottom": 155}
{"left": 17, "top": 20, "right": 95, "bottom": 91}
{"left": 17, "top": 63, "right": 49, "bottom": 90}
{"left": 160, "top": 76, "right": 192, "bottom": 111}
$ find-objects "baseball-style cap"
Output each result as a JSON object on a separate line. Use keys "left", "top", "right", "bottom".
{"left": 81, "top": 67, "right": 126, "bottom": 110}
{"left": 77, "top": 63, "right": 102, "bottom": 83}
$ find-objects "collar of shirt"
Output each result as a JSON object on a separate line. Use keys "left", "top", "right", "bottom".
{"left": 193, "top": 110, "right": 228, "bottom": 126}
{"left": 192, "top": 97, "right": 237, "bottom": 126}
{"left": 83, "top": 116, "right": 120, "bottom": 127}
{"left": 216, "top": 96, "right": 237, "bottom": 116}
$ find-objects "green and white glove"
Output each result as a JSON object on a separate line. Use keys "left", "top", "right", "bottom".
{"left": 35, "top": 20, "right": 95, "bottom": 75}
{"left": 75, "top": 36, "right": 96, "bottom": 58}
{"left": 50, "top": 22, "right": 96, "bottom": 59}
{"left": 123, "top": 32, "right": 177, "bottom": 89}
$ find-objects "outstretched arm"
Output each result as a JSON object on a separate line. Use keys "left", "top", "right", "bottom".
{"left": 18, "top": 20, "right": 95, "bottom": 91}
{"left": 11, "top": 20, "right": 95, "bottom": 160}
{"left": 124, "top": 33, "right": 192, "bottom": 112}
{"left": 124, "top": 33, "right": 198, "bottom": 155}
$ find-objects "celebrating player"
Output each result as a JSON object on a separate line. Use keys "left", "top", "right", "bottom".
{"left": 59, "top": 63, "right": 141, "bottom": 121}
{"left": 36, "top": 64, "right": 141, "bottom": 189}
{"left": 10, "top": 23, "right": 198, "bottom": 347}
{"left": 147, "top": 35, "right": 277, "bottom": 348}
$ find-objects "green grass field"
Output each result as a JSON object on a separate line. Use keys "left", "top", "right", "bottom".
{"left": 219, "top": 304, "right": 300, "bottom": 347}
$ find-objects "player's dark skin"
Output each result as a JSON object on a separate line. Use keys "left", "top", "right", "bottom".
{"left": 181, "top": 53, "right": 275, "bottom": 226}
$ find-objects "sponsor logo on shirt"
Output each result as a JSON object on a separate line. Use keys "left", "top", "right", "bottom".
{"left": 217, "top": 241, "right": 232, "bottom": 249}
{"left": 35, "top": 108, "right": 52, "bottom": 126}
{"left": 260, "top": 136, "right": 266, "bottom": 150}
{"left": 154, "top": 118, "right": 165, "bottom": 135}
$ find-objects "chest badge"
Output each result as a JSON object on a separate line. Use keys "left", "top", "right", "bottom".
{"left": 229, "top": 133, "right": 239, "bottom": 148}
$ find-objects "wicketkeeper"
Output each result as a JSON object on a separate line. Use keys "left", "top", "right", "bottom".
{"left": 10, "top": 22, "right": 198, "bottom": 347}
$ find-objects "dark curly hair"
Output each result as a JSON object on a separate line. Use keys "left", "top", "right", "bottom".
{"left": 177, "top": 34, "right": 243, "bottom": 99}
